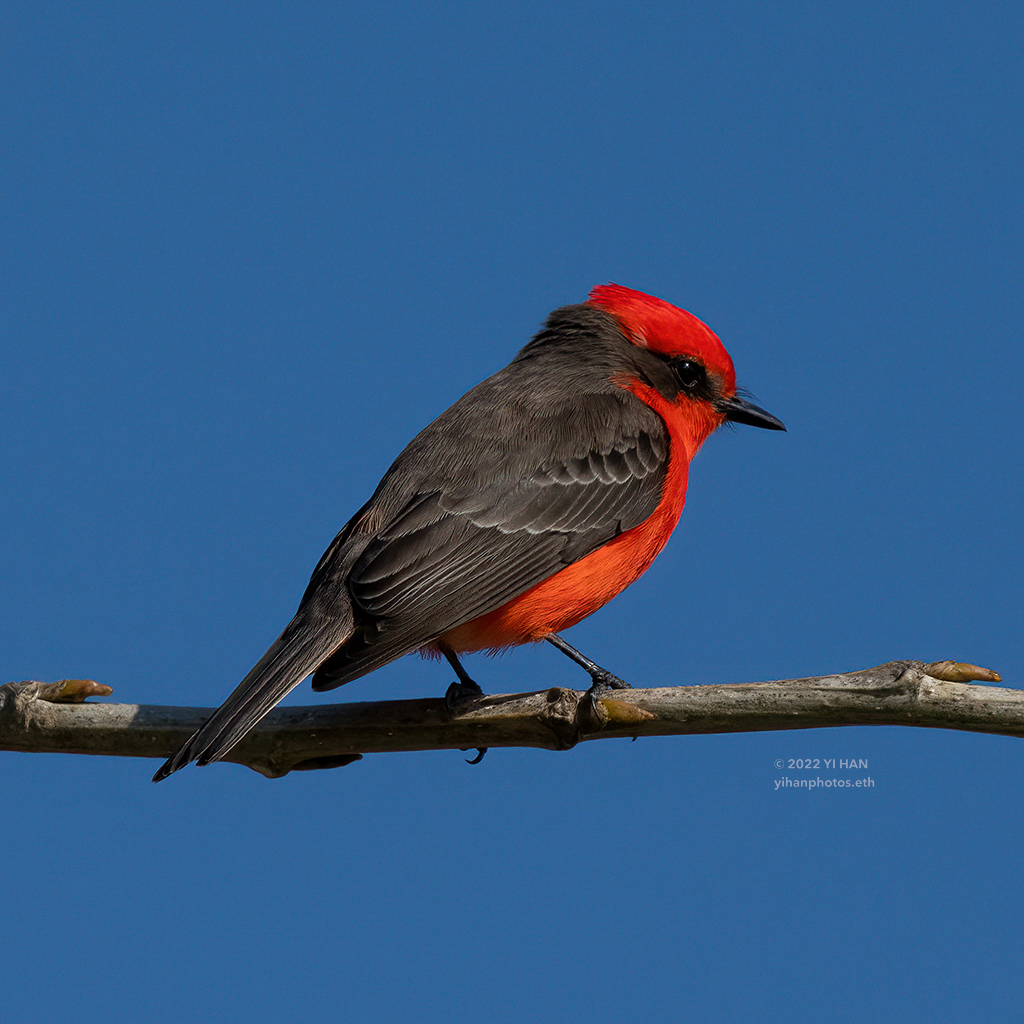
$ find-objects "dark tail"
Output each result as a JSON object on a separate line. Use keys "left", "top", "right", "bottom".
{"left": 152, "top": 603, "right": 354, "bottom": 782}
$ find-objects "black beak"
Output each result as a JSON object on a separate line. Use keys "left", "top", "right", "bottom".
{"left": 717, "top": 394, "right": 786, "bottom": 431}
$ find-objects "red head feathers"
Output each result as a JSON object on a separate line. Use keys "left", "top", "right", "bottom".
{"left": 586, "top": 283, "right": 737, "bottom": 396}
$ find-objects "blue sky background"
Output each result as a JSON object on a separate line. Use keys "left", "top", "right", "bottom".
{"left": 2, "top": 2, "right": 1021, "bottom": 1021}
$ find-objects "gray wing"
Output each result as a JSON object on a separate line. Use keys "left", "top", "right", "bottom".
{"left": 311, "top": 388, "right": 668, "bottom": 688}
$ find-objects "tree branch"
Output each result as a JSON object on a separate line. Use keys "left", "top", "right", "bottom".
{"left": 0, "top": 660, "right": 1011, "bottom": 779}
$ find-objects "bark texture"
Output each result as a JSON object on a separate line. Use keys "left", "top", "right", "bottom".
{"left": 0, "top": 661, "right": 1009, "bottom": 778}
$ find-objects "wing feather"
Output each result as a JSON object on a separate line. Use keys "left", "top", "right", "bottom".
{"left": 312, "top": 389, "right": 670, "bottom": 689}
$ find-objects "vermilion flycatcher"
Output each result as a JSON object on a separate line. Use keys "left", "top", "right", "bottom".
{"left": 154, "top": 284, "right": 784, "bottom": 780}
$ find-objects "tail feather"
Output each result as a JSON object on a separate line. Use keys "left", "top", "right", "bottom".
{"left": 152, "top": 606, "right": 353, "bottom": 782}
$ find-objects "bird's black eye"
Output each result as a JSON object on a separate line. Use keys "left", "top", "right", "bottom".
{"left": 671, "top": 358, "right": 706, "bottom": 391}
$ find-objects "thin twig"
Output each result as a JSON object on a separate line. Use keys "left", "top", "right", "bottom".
{"left": 0, "top": 660, "right": 1010, "bottom": 778}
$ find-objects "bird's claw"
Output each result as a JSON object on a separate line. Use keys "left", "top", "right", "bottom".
{"left": 587, "top": 670, "right": 631, "bottom": 695}
{"left": 444, "top": 679, "right": 484, "bottom": 715}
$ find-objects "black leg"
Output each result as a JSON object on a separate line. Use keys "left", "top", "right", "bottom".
{"left": 546, "top": 633, "right": 631, "bottom": 693}
{"left": 441, "top": 644, "right": 484, "bottom": 703}
{"left": 439, "top": 643, "right": 487, "bottom": 764}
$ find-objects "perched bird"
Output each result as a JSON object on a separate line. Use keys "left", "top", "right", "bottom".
{"left": 154, "top": 284, "right": 784, "bottom": 780}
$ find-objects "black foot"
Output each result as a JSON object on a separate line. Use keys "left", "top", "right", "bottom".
{"left": 444, "top": 678, "right": 484, "bottom": 715}
{"left": 438, "top": 646, "right": 487, "bottom": 764}
{"left": 587, "top": 669, "right": 632, "bottom": 695}
{"left": 441, "top": 643, "right": 486, "bottom": 715}
{"left": 546, "top": 634, "right": 631, "bottom": 693}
